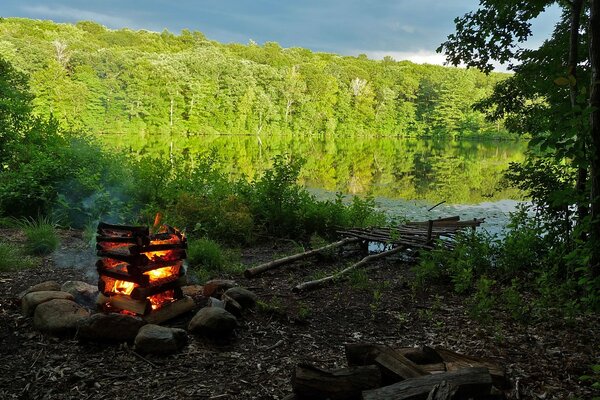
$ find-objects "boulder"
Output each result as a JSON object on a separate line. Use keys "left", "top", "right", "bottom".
{"left": 223, "top": 287, "right": 258, "bottom": 309}
{"left": 221, "top": 293, "right": 243, "bottom": 318}
{"left": 188, "top": 307, "right": 237, "bottom": 336}
{"left": 18, "top": 281, "right": 61, "bottom": 300}
{"left": 202, "top": 279, "right": 236, "bottom": 298}
{"left": 61, "top": 281, "right": 99, "bottom": 309}
{"left": 22, "top": 291, "right": 74, "bottom": 316}
{"left": 77, "top": 313, "right": 145, "bottom": 342}
{"left": 134, "top": 324, "right": 187, "bottom": 354}
{"left": 33, "top": 299, "right": 89, "bottom": 335}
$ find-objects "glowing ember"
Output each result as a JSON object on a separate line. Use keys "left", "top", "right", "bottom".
{"left": 114, "top": 280, "right": 135, "bottom": 295}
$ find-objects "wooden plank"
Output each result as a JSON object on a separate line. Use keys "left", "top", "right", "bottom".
{"left": 374, "top": 351, "right": 428, "bottom": 382}
{"left": 143, "top": 296, "right": 195, "bottom": 324}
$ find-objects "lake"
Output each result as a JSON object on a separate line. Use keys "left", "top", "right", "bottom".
{"left": 100, "top": 133, "right": 527, "bottom": 234}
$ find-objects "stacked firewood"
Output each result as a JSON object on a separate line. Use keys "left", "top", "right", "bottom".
{"left": 289, "top": 343, "right": 508, "bottom": 400}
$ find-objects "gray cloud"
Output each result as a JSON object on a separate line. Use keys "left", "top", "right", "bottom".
{"left": 3, "top": 0, "right": 563, "bottom": 67}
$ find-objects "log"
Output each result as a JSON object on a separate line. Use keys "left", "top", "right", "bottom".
{"left": 346, "top": 344, "right": 443, "bottom": 367}
{"left": 143, "top": 296, "right": 195, "bottom": 324}
{"left": 374, "top": 351, "right": 428, "bottom": 382}
{"left": 398, "top": 346, "right": 444, "bottom": 365}
{"left": 346, "top": 343, "right": 388, "bottom": 366}
{"left": 425, "top": 381, "right": 458, "bottom": 400}
{"left": 97, "top": 222, "right": 149, "bottom": 237}
{"left": 435, "top": 348, "right": 507, "bottom": 389}
{"left": 244, "top": 237, "right": 359, "bottom": 278}
{"left": 108, "top": 294, "right": 151, "bottom": 315}
{"left": 293, "top": 245, "right": 405, "bottom": 292}
{"left": 130, "top": 276, "right": 187, "bottom": 300}
{"left": 419, "top": 363, "right": 446, "bottom": 375}
{"left": 292, "top": 363, "right": 381, "bottom": 400}
{"left": 361, "top": 367, "right": 492, "bottom": 400}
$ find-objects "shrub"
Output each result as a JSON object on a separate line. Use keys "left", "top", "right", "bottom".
{"left": 18, "top": 216, "right": 60, "bottom": 256}
{"left": 187, "top": 238, "right": 225, "bottom": 272}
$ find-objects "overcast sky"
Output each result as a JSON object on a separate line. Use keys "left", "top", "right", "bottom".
{"left": 2, "top": 0, "right": 561, "bottom": 69}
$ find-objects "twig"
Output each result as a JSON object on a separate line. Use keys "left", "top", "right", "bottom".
{"left": 30, "top": 349, "right": 44, "bottom": 369}
{"left": 129, "top": 349, "right": 158, "bottom": 368}
{"left": 427, "top": 201, "right": 447, "bottom": 211}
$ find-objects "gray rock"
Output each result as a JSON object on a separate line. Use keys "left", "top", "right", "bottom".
{"left": 77, "top": 313, "right": 145, "bottom": 342}
{"left": 33, "top": 299, "right": 90, "bottom": 335}
{"left": 221, "top": 293, "right": 243, "bottom": 318}
{"left": 208, "top": 297, "right": 225, "bottom": 308}
{"left": 223, "top": 287, "right": 258, "bottom": 309}
{"left": 61, "top": 281, "right": 99, "bottom": 309}
{"left": 22, "top": 291, "right": 74, "bottom": 316}
{"left": 18, "top": 281, "right": 61, "bottom": 300}
{"left": 188, "top": 307, "right": 237, "bottom": 336}
{"left": 134, "top": 324, "right": 187, "bottom": 354}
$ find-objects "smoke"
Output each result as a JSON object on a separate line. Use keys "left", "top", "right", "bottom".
{"left": 51, "top": 246, "right": 98, "bottom": 281}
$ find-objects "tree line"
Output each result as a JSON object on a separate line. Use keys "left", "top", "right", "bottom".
{"left": 0, "top": 17, "right": 508, "bottom": 137}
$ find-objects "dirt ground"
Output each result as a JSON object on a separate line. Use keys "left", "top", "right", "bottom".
{"left": 0, "top": 228, "right": 599, "bottom": 400}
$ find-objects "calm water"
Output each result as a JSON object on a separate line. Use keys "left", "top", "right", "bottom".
{"left": 101, "top": 133, "right": 527, "bottom": 231}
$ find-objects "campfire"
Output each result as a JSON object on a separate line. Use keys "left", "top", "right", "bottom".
{"left": 96, "top": 222, "right": 188, "bottom": 315}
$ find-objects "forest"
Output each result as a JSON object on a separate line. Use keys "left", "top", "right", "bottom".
{"left": 0, "top": 17, "right": 508, "bottom": 138}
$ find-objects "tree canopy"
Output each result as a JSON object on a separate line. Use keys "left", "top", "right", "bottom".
{"left": 0, "top": 17, "right": 509, "bottom": 138}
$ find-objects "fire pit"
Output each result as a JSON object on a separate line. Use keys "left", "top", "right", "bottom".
{"left": 96, "top": 222, "right": 187, "bottom": 316}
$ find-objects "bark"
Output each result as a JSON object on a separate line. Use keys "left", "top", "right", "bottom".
{"left": 569, "top": 0, "right": 589, "bottom": 231}
{"left": 292, "top": 363, "right": 381, "bottom": 400}
{"left": 361, "top": 367, "right": 492, "bottom": 400}
{"left": 590, "top": 0, "right": 600, "bottom": 277}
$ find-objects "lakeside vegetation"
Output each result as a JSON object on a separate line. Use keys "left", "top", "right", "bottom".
{"left": 0, "top": 17, "right": 510, "bottom": 138}
{"left": 1, "top": 4, "right": 599, "bottom": 324}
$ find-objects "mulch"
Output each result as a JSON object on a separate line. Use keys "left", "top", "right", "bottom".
{"left": 0, "top": 228, "right": 598, "bottom": 399}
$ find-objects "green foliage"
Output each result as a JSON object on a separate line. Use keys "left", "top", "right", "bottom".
{"left": 468, "top": 276, "right": 496, "bottom": 322}
{"left": 0, "top": 18, "right": 509, "bottom": 139}
{"left": 349, "top": 269, "right": 370, "bottom": 290}
{"left": 0, "top": 242, "right": 35, "bottom": 271}
{"left": 187, "top": 238, "right": 226, "bottom": 271}
{"left": 17, "top": 216, "right": 60, "bottom": 256}
{"left": 579, "top": 364, "right": 600, "bottom": 397}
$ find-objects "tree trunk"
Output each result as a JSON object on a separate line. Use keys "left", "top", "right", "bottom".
{"left": 590, "top": 0, "right": 600, "bottom": 277}
{"left": 570, "top": 0, "right": 589, "bottom": 232}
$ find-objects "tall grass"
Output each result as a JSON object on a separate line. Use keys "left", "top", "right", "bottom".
{"left": 16, "top": 216, "right": 60, "bottom": 256}
{"left": 0, "top": 243, "right": 35, "bottom": 272}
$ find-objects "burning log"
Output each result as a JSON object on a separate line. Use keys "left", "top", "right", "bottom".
{"left": 96, "top": 222, "right": 188, "bottom": 316}
{"left": 107, "top": 294, "right": 151, "bottom": 315}
{"left": 143, "top": 296, "right": 195, "bottom": 325}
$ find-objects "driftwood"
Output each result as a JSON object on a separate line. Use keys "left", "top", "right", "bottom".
{"left": 361, "top": 367, "right": 492, "bottom": 400}
{"left": 292, "top": 363, "right": 381, "bottom": 400}
{"left": 293, "top": 245, "right": 405, "bottom": 292}
{"left": 244, "top": 237, "right": 359, "bottom": 278}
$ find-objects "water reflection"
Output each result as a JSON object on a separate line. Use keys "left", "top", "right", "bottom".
{"left": 101, "top": 133, "right": 526, "bottom": 204}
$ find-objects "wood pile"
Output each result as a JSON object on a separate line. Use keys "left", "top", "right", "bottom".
{"left": 288, "top": 343, "right": 507, "bottom": 400}
{"left": 245, "top": 216, "right": 485, "bottom": 293}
